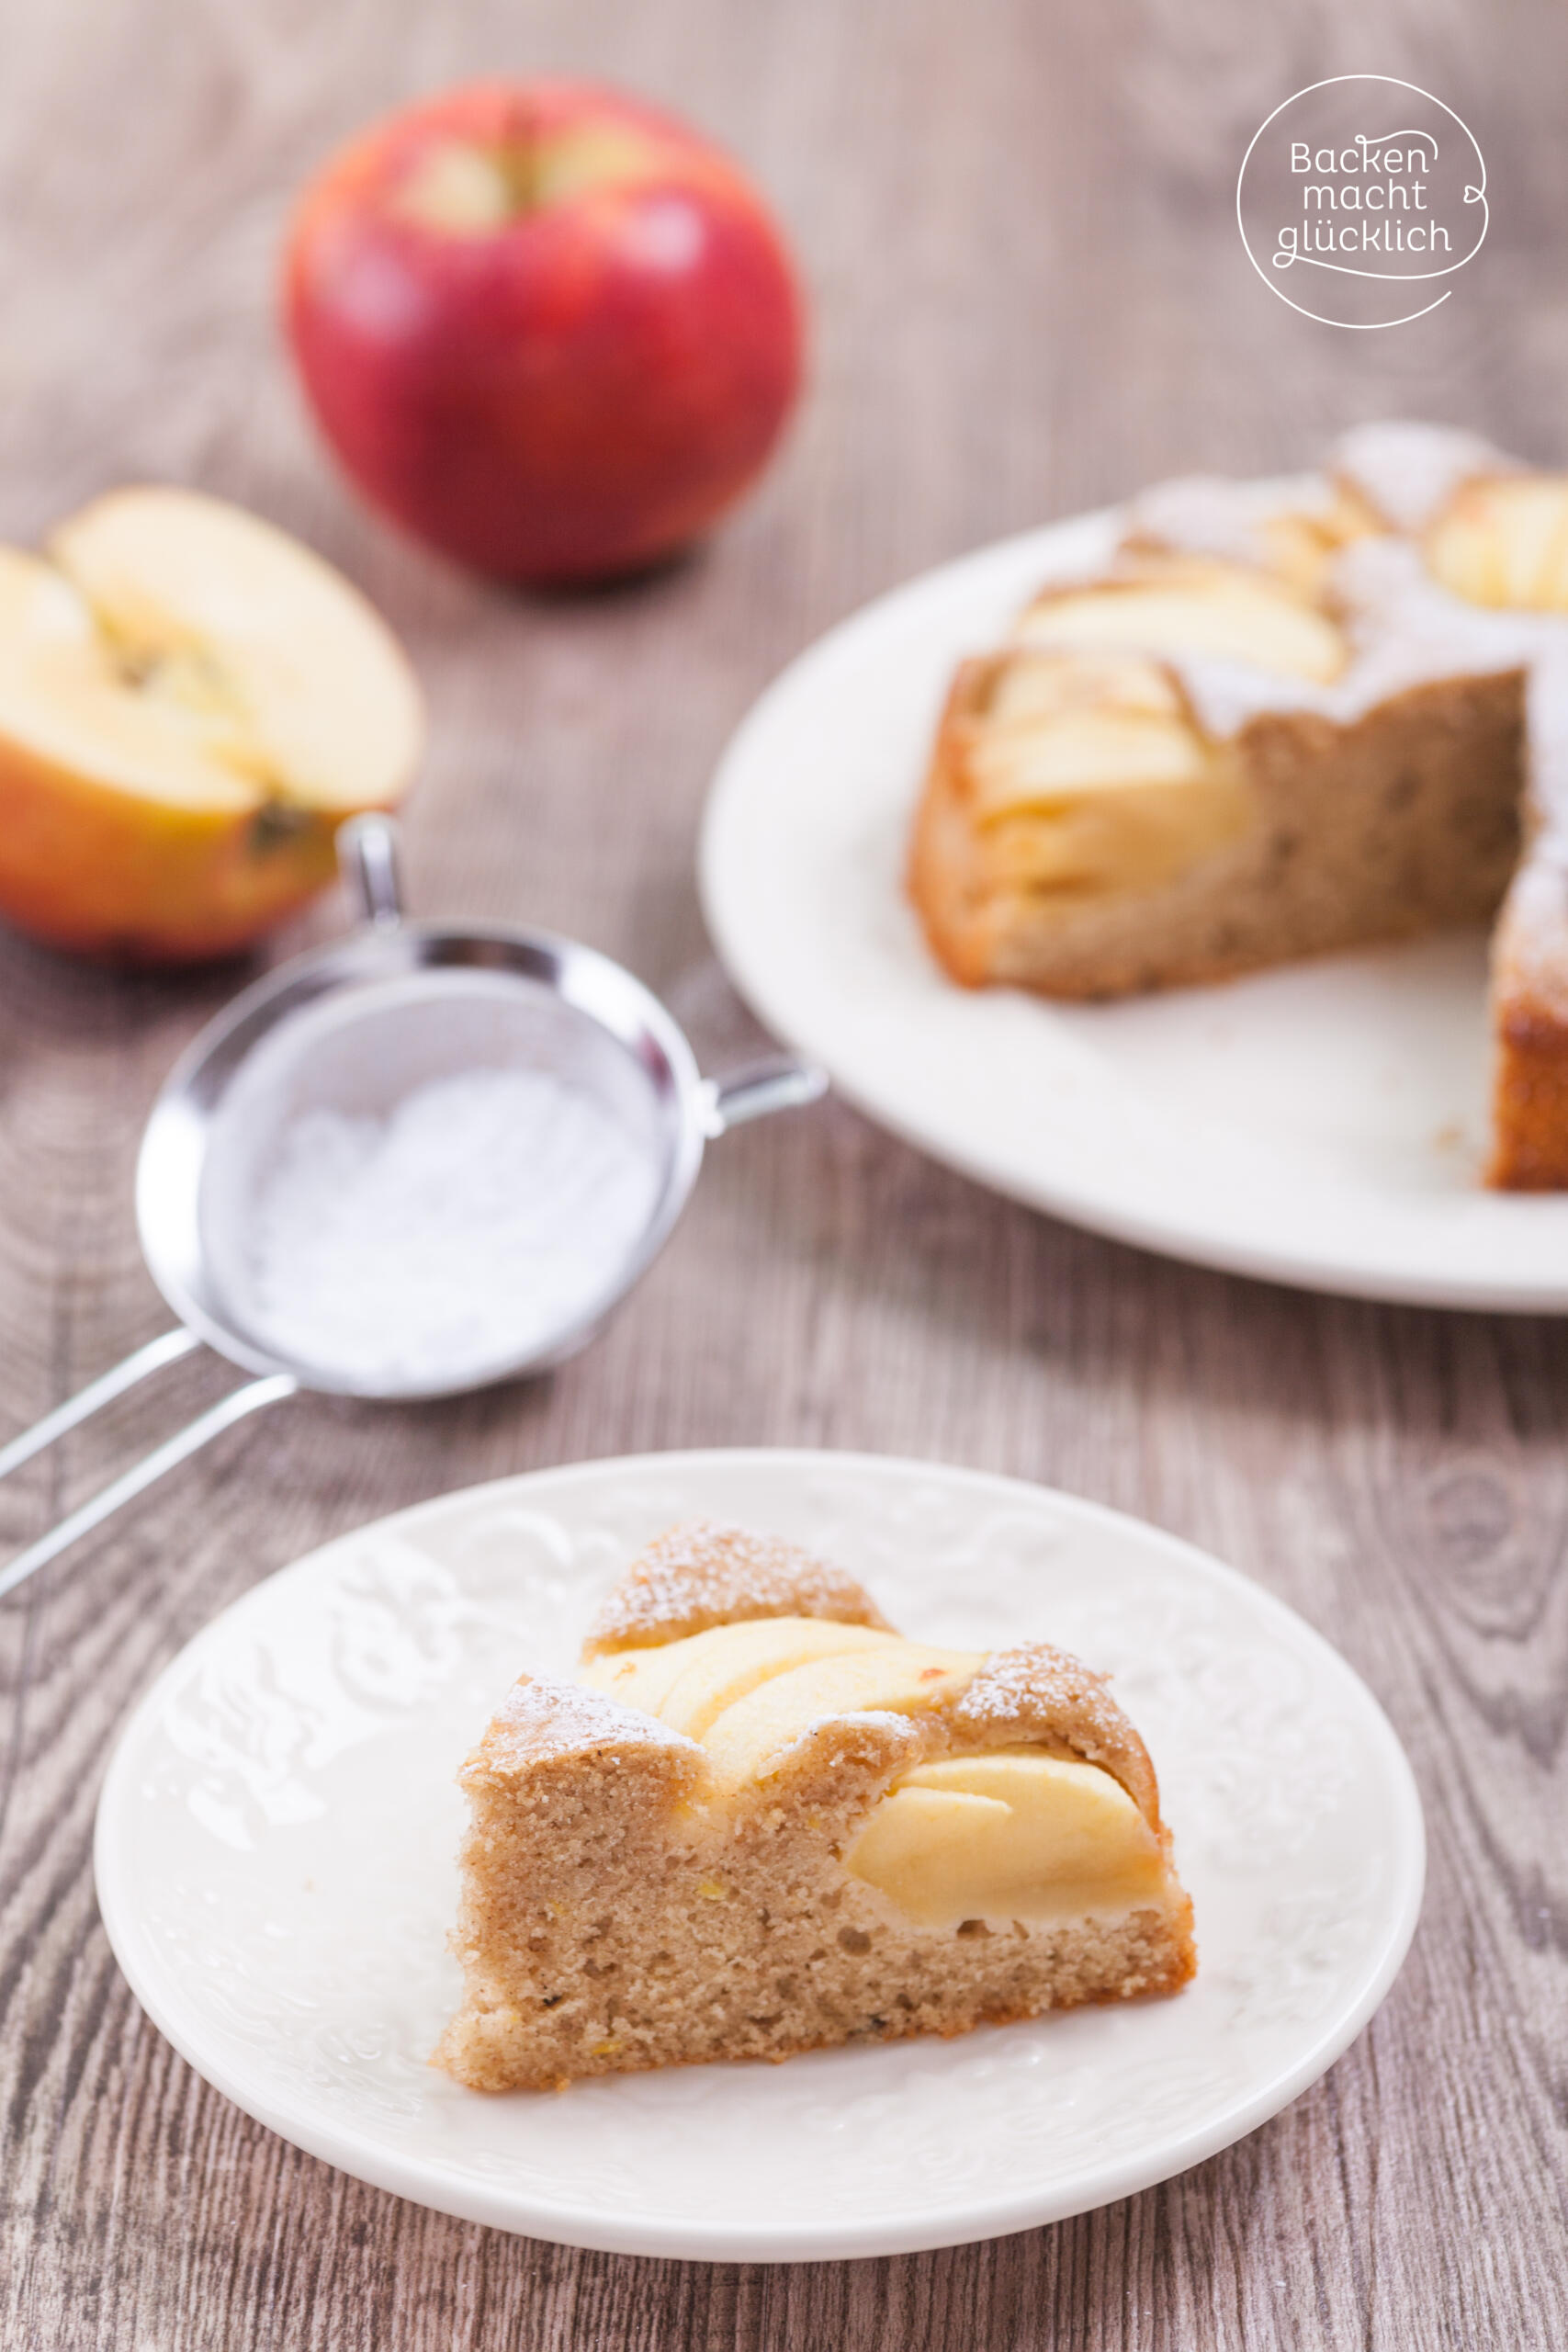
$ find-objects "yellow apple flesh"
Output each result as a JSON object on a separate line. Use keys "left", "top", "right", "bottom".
{"left": 1426, "top": 476, "right": 1568, "bottom": 612}
{"left": 0, "top": 487, "right": 422, "bottom": 961}
{"left": 844, "top": 1747, "right": 1168, "bottom": 1926}
{"left": 580, "top": 1616, "right": 903, "bottom": 1739}
{"left": 579, "top": 1613, "right": 980, "bottom": 1785}
{"left": 1017, "top": 554, "right": 1347, "bottom": 684}
{"left": 967, "top": 648, "right": 1253, "bottom": 895}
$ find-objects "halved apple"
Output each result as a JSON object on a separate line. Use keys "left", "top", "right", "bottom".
{"left": 1015, "top": 551, "right": 1347, "bottom": 684}
{"left": 0, "top": 486, "right": 422, "bottom": 961}
{"left": 1425, "top": 474, "right": 1568, "bottom": 613}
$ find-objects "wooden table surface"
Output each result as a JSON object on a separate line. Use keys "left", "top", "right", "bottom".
{"left": 3, "top": 0, "right": 1567, "bottom": 2343}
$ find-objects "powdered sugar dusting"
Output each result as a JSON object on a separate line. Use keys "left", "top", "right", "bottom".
{"left": 760, "top": 1706, "right": 927, "bottom": 1780}
{"left": 1498, "top": 852, "right": 1568, "bottom": 952}
{"left": 1174, "top": 537, "right": 1540, "bottom": 741}
{"left": 236, "top": 1067, "right": 660, "bottom": 1389}
{"left": 583, "top": 1519, "right": 894, "bottom": 1657}
{"left": 1333, "top": 420, "right": 1513, "bottom": 535}
{"left": 954, "top": 1641, "right": 1104, "bottom": 1724}
{"left": 479, "top": 1673, "right": 706, "bottom": 1770}
{"left": 1063, "top": 432, "right": 1543, "bottom": 741}
{"left": 954, "top": 1644, "right": 1158, "bottom": 1825}
{"left": 1068, "top": 424, "right": 1565, "bottom": 759}
{"left": 579, "top": 1529, "right": 1159, "bottom": 1815}
{"left": 1125, "top": 473, "right": 1333, "bottom": 571}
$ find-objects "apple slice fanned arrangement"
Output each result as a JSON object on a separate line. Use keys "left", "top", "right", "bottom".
{"left": 906, "top": 421, "right": 1568, "bottom": 1189}
{"left": 0, "top": 488, "right": 422, "bottom": 960}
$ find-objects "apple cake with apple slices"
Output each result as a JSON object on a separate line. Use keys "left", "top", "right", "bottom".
{"left": 435, "top": 1519, "right": 1194, "bottom": 2091}
{"left": 908, "top": 420, "right": 1568, "bottom": 1187}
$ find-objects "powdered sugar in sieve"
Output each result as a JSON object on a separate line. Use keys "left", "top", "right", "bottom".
{"left": 195, "top": 968, "right": 668, "bottom": 1392}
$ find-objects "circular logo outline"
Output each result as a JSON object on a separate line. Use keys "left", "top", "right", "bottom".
{"left": 1236, "top": 74, "right": 1488, "bottom": 330}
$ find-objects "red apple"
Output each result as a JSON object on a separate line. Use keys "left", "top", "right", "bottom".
{"left": 283, "top": 81, "right": 805, "bottom": 584}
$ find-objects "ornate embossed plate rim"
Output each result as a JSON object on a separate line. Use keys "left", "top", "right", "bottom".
{"left": 95, "top": 1449, "right": 1426, "bottom": 2263}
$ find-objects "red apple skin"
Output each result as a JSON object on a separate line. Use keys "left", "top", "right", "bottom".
{"left": 283, "top": 83, "right": 805, "bottom": 584}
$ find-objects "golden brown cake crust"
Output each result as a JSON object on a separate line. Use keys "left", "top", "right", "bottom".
{"left": 1487, "top": 855, "right": 1568, "bottom": 1186}
{"left": 457, "top": 1672, "right": 706, "bottom": 1786}
{"left": 1489, "top": 1018, "right": 1568, "bottom": 1187}
{"left": 581, "top": 1517, "right": 894, "bottom": 1657}
{"left": 906, "top": 656, "right": 1026, "bottom": 988}
{"left": 953, "top": 1644, "right": 1160, "bottom": 1826}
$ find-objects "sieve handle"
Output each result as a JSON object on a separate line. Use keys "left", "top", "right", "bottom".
{"left": 0, "top": 1327, "right": 202, "bottom": 1483}
{"left": 0, "top": 1372, "right": 299, "bottom": 1605}
{"left": 338, "top": 811, "right": 404, "bottom": 931}
{"left": 698, "top": 1057, "right": 829, "bottom": 1136}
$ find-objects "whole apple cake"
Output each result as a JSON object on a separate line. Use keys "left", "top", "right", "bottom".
{"left": 435, "top": 1519, "right": 1194, "bottom": 2091}
{"left": 907, "top": 420, "right": 1568, "bottom": 1188}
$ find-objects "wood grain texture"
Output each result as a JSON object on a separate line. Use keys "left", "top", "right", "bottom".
{"left": 1, "top": 0, "right": 1566, "bottom": 2342}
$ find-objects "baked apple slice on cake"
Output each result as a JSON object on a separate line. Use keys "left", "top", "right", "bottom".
{"left": 1015, "top": 548, "right": 1347, "bottom": 684}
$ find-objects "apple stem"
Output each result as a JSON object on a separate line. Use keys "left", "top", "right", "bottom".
{"left": 498, "top": 95, "right": 543, "bottom": 212}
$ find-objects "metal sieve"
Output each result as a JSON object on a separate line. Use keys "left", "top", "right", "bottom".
{"left": 0, "top": 816, "right": 824, "bottom": 1599}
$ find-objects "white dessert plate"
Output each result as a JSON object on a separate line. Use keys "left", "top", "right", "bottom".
{"left": 700, "top": 499, "right": 1568, "bottom": 1310}
{"left": 96, "top": 1449, "right": 1422, "bottom": 2263}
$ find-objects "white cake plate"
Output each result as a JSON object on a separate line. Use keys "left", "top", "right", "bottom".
{"left": 96, "top": 1450, "right": 1423, "bottom": 2261}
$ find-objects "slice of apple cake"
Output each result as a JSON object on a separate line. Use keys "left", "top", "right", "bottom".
{"left": 435, "top": 1519, "right": 1195, "bottom": 2091}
